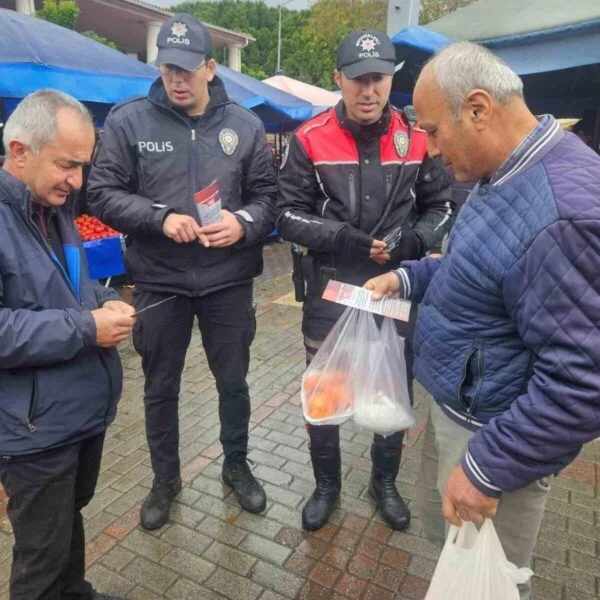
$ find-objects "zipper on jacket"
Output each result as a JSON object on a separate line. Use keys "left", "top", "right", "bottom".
{"left": 27, "top": 372, "right": 39, "bottom": 433}
{"left": 25, "top": 211, "right": 80, "bottom": 304}
{"left": 386, "top": 173, "right": 393, "bottom": 199}
{"left": 467, "top": 349, "right": 483, "bottom": 420}
{"left": 457, "top": 347, "right": 478, "bottom": 420}
{"left": 189, "top": 125, "right": 201, "bottom": 294}
{"left": 348, "top": 172, "right": 357, "bottom": 223}
{"left": 98, "top": 350, "right": 114, "bottom": 425}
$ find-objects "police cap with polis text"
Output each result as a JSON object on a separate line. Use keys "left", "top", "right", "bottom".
{"left": 336, "top": 29, "right": 396, "bottom": 79}
{"left": 156, "top": 13, "right": 213, "bottom": 72}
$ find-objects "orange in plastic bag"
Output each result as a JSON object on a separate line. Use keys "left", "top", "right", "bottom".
{"left": 301, "top": 307, "right": 361, "bottom": 426}
{"left": 303, "top": 371, "right": 353, "bottom": 420}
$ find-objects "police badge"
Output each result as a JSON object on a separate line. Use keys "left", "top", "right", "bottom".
{"left": 219, "top": 128, "right": 239, "bottom": 156}
{"left": 394, "top": 131, "right": 409, "bottom": 158}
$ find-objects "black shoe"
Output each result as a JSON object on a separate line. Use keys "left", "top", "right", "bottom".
{"left": 92, "top": 593, "right": 130, "bottom": 600}
{"left": 368, "top": 476, "right": 411, "bottom": 530}
{"left": 222, "top": 458, "right": 266, "bottom": 513}
{"left": 302, "top": 448, "right": 341, "bottom": 531}
{"left": 140, "top": 475, "right": 182, "bottom": 530}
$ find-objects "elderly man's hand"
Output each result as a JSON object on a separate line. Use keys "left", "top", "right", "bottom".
{"left": 92, "top": 308, "right": 135, "bottom": 348}
{"left": 198, "top": 210, "right": 245, "bottom": 248}
{"left": 363, "top": 271, "right": 400, "bottom": 300}
{"left": 102, "top": 300, "right": 135, "bottom": 317}
{"left": 442, "top": 465, "right": 499, "bottom": 526}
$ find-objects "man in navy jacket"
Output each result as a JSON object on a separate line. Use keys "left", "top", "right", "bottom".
{"left": 0, "top": 90, "right": 134, "bottom": 600}
{"left": 366, "top": 43, "right": 600, "bottom": 599}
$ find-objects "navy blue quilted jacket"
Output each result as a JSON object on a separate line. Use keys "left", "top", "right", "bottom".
{"left": 0, "top": 168, "right": 123, "bottom": 456}
{"left": 396, "top": 116, "right": 600, "bottom": 497}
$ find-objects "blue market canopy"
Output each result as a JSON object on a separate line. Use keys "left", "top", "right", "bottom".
{"left": 0, "top": 8, "right": 156, "bottom": 103}
{"left": 217, "top": 65, "right": 313, "bottom": 130}
{"left": 0, "top": 8, "right": 312, "bottom": 130}
{"left": 391, "top": 26, "right": 453, "bottom": 95}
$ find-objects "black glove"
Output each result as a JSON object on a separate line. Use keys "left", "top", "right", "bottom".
{"left": 335, "top": 225, "right": 374, "bottom": 261}
{"left": 389, "top": 230, "right": 425, "bottom": 267}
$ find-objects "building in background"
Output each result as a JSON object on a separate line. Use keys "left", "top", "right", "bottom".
{"left": 1, "top": 0, "right": 254, "bottom": 71}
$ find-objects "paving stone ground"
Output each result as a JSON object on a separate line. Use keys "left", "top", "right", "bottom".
{"left": 0, "top": 241, "right": 598, "bottom": 600}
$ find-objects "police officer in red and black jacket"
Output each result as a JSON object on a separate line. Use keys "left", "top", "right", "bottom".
{"left": 277, "top": 29, "right": 453, "bottom": 532}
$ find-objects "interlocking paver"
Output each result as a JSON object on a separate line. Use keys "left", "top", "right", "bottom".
{"left": 99, "top": 545, "right": 137, "bottom": 573}
{"left": 205, "top": 567, "right": 264, "bottom": 600}
{"left": 250, "top": 560, "right": 304, "bottom": 598}
{"left": 161, "top": 547, "right": 216, "bottom": 583}
{"left": 159, "top": 523, "right": 213, "bottom": 556}
{"left": 121, "top": 529, "right": 173, "bottom": 562}
{"left": 87, "top": 562, "right": 135, "bottom": 597}
{"left": 165, "top": 578, "right": 226, "bottom": 600}
{"left": 122, "top": 555, "right": 179, "bottom": 593}
{"left": 0, "top": 243, "right": 597, "bottom": 599}
{"left": 238, "top": 533, "right": 292, "bottom": 565}
{"left": 203, "top": 541, "right": 257, "bottom": 576}
{"left": 197, "top": 515, "right": 247, "bottom": 546}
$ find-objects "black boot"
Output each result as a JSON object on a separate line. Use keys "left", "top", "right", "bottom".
{"left": 140, "top": 475, "right": 182, "bottom": 530}
{"left": 368, "top": 435, "right": 411, "bottom": 531}
{"left": 302, "top": 445, "right": 341, "bottom": 531}
{"left": 222, "top": 457, "right": 267, "bottom": 513}
{"left": 92, "top": 593, "right": 130, "bottom": 600}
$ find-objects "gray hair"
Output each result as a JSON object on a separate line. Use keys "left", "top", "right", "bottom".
{"left": 426, "top": 41, "right": 524, "bottom": 120}
{"left": 3, "top": 89, "right": 93, "bottom": 155}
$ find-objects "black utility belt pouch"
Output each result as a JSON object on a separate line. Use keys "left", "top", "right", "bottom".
{"left": 291, "top": 243, "right": 306, "bottom": 302}
{"left": 299, "top": 254, "right": 337, "bottom": 298}
{"left": 318, "top": 265, "right": 337, "bottom": 294}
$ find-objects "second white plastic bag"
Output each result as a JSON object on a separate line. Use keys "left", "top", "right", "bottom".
{"left": 350, "top": 313, "right": 415, "bottom": 436}
{"left": 425, "top": 520, "right": 533, "bottom": 600}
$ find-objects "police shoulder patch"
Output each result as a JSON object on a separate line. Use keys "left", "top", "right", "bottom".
{"left": 219, "top": 128, "right": 239, "bottom": 156}
{"left": 394, "top": 130, "right": 409, "bottom": 158}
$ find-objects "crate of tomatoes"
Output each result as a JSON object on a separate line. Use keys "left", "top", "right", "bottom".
{"left": 74, "top": 214, "right": 125, "bottom": 280}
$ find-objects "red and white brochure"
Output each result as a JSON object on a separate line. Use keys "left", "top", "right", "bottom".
{"left": 194, "top": 179, "right": 222, "bottom": 225}
{"left": 322, "top": 280, "right": 411, "bottom": 321}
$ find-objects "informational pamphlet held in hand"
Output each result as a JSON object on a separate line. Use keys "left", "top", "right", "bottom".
{"left": 322, "top": 280, "right": 411, "bottom": 322}
{"left": 194, "top": 179, "right": 222, "bottom": 226}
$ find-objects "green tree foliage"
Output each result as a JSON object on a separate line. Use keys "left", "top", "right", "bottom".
{"left": 171, "top": 0, "right": 475, "bottom": 88}
{"left": 82, "top": 30, "right": 118, "bottom": 50}
{"left": 35, "top": 0, "right": 118, "bottom": 49}
{"left": 36, "top": 0, "right": 78, "bottom": 30}
{"left": 174, "top": 1, "right": 326, "bottom": 85}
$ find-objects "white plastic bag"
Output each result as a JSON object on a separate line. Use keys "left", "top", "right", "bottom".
{"left": 301, "top": 307, "right": 360, "bottom": 426}
{"left": 350, "top": 314, "right": 415, "bottom": 436}
{"left": 425, "top": 520, "right": 533, "bottom": 600}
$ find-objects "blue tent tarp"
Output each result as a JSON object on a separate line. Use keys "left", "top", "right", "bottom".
{"left": 0, "top": 9, "right": 156, "bottom": 103}
{"left": 481, "top": 19, "right": 600, "bottom": 117}
{"left": 0, "top": 8, "right": 312, "bottom": 131}
{"left": 391, "top": 25, "right": 452, "bottom": 96}
{"left": 390, "top": 20, "right": 600, "bottom": 118}
{"left": 216, "top": 64, "right": 313, "bottom": 130}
